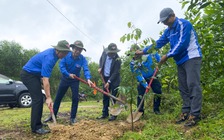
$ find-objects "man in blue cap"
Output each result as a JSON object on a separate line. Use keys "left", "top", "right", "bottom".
{"left": 136, "top": 8, "right": 202, "bottom": 127}
{"left": 20, "top": 40, "right": 71, "bottom": 134}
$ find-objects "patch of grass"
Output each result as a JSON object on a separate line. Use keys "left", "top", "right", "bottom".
{"left": 0, "top": 98, "right": 223, "bottom": 140}
{"left": 0, "top": 107, "right": 31, "bottom": 129}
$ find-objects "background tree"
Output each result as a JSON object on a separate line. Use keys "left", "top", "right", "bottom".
{"left": 0, "top": 40, "right": 39, "bottom": 79}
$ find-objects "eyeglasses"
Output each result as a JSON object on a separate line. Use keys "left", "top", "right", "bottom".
{"left": 73, "top": 47, "right": 83, "bottom": 52}
{"left": 162, "top": 14, "right": 171, "bottom": 24}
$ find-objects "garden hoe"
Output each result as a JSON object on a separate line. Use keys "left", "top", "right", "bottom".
{"left": 72, "top": 75, "right": 126, "bottom": 106}
{"left": 99, "top": 73, "right": 123, "bottom": 116}
{"left": 127, "top": 68, "right": 158, "bottom": 123}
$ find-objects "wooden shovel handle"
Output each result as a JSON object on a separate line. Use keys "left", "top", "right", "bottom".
{"left": 100, "top": 74, "right": 109, "bottom": 93}
{"left": 73, "top": 75, "right": 126, "bottom": 105}
{"left": 137, "top": 67, "right": 159, "bottom": 111}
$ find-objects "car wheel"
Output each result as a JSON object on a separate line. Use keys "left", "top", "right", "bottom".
{"left": 18, "top": 92, "right": 32, "bottom": 108}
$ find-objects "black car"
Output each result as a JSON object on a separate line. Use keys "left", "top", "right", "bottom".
{"left": 0, "top": 74, "right": 46, "bottom": 108}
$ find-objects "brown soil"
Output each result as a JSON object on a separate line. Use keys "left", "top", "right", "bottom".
{"left": 0, "top": 111, "right": 145, "bottom": 140}
{"left": 46, "top": 119, "right": 145, "bottom": 140}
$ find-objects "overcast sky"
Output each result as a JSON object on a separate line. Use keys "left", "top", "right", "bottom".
{"left": 0, "top": 0, "right": 185, "bottom": 63}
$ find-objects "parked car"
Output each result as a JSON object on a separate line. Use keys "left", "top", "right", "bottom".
{"left": 0, "top": 74, "right": 46, "bottom": 108}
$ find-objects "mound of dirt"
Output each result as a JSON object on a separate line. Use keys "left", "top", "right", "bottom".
{"left": 46, "top": 120, "right": 145, "bottom": 140}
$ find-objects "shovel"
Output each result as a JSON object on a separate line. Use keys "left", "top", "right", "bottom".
{"left": 99, "top": 73, "right": 123, "bottom": 116}
{"left": 50, "top": 106, "right": 57, "bottom": 124}
{"left": 47, "top": 106, "right": 57, "bottom": 129}
{"left": 127, "top": 68, "right": 158, "bottom": 123}
{"left": 73, "top": 75, "right": 126, "bottom": 105}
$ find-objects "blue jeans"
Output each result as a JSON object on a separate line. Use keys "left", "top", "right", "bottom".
{"left": 137, "top": 78, "right": 162, "bottom": 112}
{"left": 53, "top": 77, "right": 80, "bottom": 119}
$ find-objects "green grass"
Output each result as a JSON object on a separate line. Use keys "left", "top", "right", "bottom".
{"left": 0, "top": 99, "right": 223, "bottom": 140}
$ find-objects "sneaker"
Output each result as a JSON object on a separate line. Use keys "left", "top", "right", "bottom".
{"left": 184, "top": 115, "right": 201, "bottom": 127}
{"left": 175, "top": 113, "right": 189, "bottom": 124}
{"left": 32, "top": 128, "right": 50, "bottom": 135}
{"left": 96, "top": 115, "right": 109, "bottom": 119}
{"left": 154, "top": 110, "right": 161, "bottom": 115}
{"left": 70, "top": 118, "right": 77, "bottom": 125}
{"left": 108, "top": 115, "right": 117, "bottom": 121}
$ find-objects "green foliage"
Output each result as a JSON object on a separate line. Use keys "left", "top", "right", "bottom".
{"left": 120, "top": 22, "right": 142, "bottom": 43}
{"left": 0, "top": 40, "right": 39, "bottom": 79}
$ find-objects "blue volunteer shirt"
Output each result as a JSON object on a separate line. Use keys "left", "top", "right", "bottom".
{"left": 59, "top": 52, "right": 91, "bottom": 80}
{"left": 23, "top": 48, "right": 59, "bottom": 78}
{"left": 143, "top": 17, "right": 202, "bottom": 65}
{"left": 130, "top": 53, "right": 160, "bottom": 88}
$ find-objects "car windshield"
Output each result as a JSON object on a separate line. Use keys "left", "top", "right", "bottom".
{"left": 0, "top": 74, "right": 10, "bottom": 80}
{"left": 0, "top": 74, "right": 11, "bottom": 84}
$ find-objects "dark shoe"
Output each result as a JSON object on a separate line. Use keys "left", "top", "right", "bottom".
{"left": 184, "top": 115, "right": 201, "bottom": 127}
{"left": 154, "top": 110, "right": 161, "bottom": 115}
{"left": 44, "top": 116, "right": 53, "bottom": 123}
{"left": 32, "top": 128, "right": 50, "bottom": 135}
{"left": 70, "top": 118, "right": 77, "bottom": 125}
{"left": 175, "top": 113, "right": 189, "bottom": 124}
{"left": 108, "top": 115, "right": 117, "bottom": 121}
{"left": 96, "top": 115, "right": 108, "bottom": 119}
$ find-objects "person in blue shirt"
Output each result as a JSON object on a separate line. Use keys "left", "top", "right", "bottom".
{"left": 136, "top": 8, "right": 202, "bottom": 127}
{"left": 96, "top": 43, "right": 121, "bottom": 121}
{"left": 129, "top": 44, "right": 162, "bottom": 115}
{"left": 20, "top": 40, "right": 71, "bottom": 134}
{"left": 44, "top": 40, "right": 93, "bottom": 125}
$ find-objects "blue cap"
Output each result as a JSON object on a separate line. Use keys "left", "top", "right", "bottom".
{"left": 157, "top": 8, "right": 174, "bottom": 24}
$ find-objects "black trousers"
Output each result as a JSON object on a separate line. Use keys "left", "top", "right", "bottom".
{"left": 20, "top": 70, "right": 43, "bottom": 131}
{"left": 137, "top": 78, "right": 162, "bottom": 112}
{"left": 102, "top": 77, "right": 118, "bottom": 116}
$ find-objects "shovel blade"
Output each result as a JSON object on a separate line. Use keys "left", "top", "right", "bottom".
{"left": 109, "top": 107, "right": 122, "bottom": 116}
{"left": 126, "top": 111, "right": 143, "bottom": 123}
{"left": 48, "top": 123, "right": 64, "bottom": 130}
{"left": 51, "top": 112, "right": 57, "bottom": 124}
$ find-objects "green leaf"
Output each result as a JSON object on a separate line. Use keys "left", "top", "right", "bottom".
{"left": 182, "top": 1, "right": 190, "bottom": 9}
{"left": 219, "top": 3, "right": 224, "bottom": 7}
{"left": 127, "top": 22, "right": 132, "bottom": 28}
{"left": 199, "top": 2, "right": 212, "bottom": 9}
{"left": 135, "top": 28, "right": 142, "bottom": 39}
{"left": 149, "top": 37, "right": 156, "bottom": 48}
{"left": 127, "top": 34, "right": 131, "bottom": 41}
{"left": 131, "top": 34, "right": 134, "bottom": 39}
{"left": 120, "top": 35, "right": 126, "bottom": 43}
{"left": 187, "top": 3, "right": 197, "bottom": 11}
